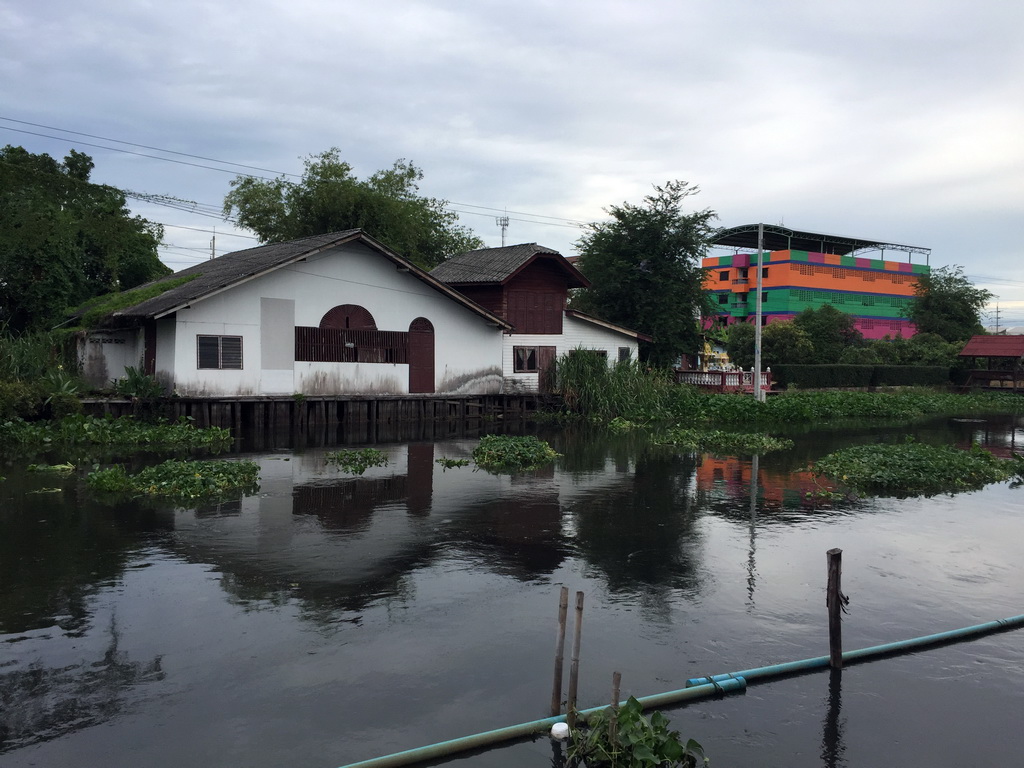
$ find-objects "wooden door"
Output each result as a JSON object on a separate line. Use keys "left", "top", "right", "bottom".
{"left": 408, "top": 318, "right": 435, "bottom": 394}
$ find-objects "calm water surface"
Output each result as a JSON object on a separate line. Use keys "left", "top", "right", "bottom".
{"left": 1, "top": 415, "right": 1022, "bottom": 768}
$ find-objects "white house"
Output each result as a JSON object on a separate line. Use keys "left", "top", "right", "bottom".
{"left": 431, "top": 243, "right": 651, "bottom": 392}
{"left": 78, "top": 230, "right": 511, "bottom": 396}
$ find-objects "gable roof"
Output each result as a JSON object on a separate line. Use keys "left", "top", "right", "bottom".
{"left": 960, "top": 335, "right": 1024, "bottom": 358}
{"left": 85, "top": 229, "right": 511, "bottom": 329}
{"left": 430, "top": 243, "right": 590, "bottom": 288}
{"left": 564, "top": 309, "right": 653, "bottom": 342}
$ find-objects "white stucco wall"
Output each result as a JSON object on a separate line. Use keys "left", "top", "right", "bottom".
{"left": 166, "top": 241, "right": 503, "bottom": 396}
{"left": 501, "top": 313, "right": 641, "bottom": 392}
{"left": 79, "top": 329, "right": 143, "bottom": 389}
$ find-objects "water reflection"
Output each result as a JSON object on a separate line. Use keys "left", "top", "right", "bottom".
{"left": 0, "top": 616, "right": 164, "bottom": 753}
{"left": 821, "top": 669, "right": 846, "bottom": 768}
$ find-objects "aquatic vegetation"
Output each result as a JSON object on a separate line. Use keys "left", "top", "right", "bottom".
{"left": 435, "top": 457, "right": 471, "bottom": 470}
{"left": 568, "top": 697, "right": 708, "bottom": 767}
{"left": 0, "top": 415, "right": 232, "bottom": 450}
{"left": 471, "top": 434, "right": 559, "bottom": 472}
{"left": 655, "top": 428, "right": 793, "bottom": 455}
{"left": 812, "top": 440, "right": 1023, "bottom": 497}
{"left": 87, "top": 459, "right": 259, "bottom": 500}
{"left": 26, "top": 462, "right": 76, "bottom": 473}
{"left": 324, "top": 447, "right": 389, "bottom": 474}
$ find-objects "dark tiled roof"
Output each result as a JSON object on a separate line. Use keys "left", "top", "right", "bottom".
{"left": 85, "top": 229, "right": 510, "bottom": 329}
{"left": 960, "top": 335, "right": 1024, "bottom": 357}
{"left": 111, "top": 231, "right": 363, "bottom": 319}
{"left": 430, "top": 243, "right": 588, "bottom": 288}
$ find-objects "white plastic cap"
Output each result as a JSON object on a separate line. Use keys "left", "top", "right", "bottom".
{"left": 550, "top": 722, "right": 570, "bottom": 740}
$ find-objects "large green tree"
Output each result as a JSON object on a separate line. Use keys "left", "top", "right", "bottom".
{"left": 792, "top": 304, "right": 864, "bottom": 364}
{"left": 0, "top": 145, "right": 167, "bottom": 332}
{"left": 571, "top": 182, "right": 716, "bottom": 366}
{"left": 908, "top": 265, "right": 992, "bottom": 343}
{"left": 222, "top": 149, "right": 482, "bottom": 269}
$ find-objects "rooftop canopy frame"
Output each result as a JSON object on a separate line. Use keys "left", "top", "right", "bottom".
{"left": 710, "top": 224, "right": 930, "bottom": 263}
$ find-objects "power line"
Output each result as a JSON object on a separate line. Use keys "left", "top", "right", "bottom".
{"left": 0, "top": 117, "right": 592, "bottom": 232}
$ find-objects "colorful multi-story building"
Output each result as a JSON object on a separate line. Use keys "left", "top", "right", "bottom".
{"left": 703, "top": 225, "right": 930, "bottom": 340}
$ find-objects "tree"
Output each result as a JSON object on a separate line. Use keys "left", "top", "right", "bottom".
{"left": 571, "top": 182, "right": 716, "bottom": 367}
{"left": 0, "top": 145, "right": 167, "bottom": 332}
{"left": 792, "top": 304, "right": 864, "bottom": 364}
{"left": 907, "top": 265, "right": 992, "bottom": 343}
{"left": 725, "top": 320, "right": 813, "bottom": 369}
{"left": 222, "top": 149, "right": 482, "bottom": 269}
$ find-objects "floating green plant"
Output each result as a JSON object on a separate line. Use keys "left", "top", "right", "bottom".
{"left": 87, "top": 459, "right": 259, "bottom": 500}
{"left": 813, "top": 440, "right": 1023, "bottom": 497}
{"left": 656, "top": 428, "right": 793, "bottom": 455}
{"left": 324, "top": 448, "right": 389, "bottom": 475}
{"left": 471, "top": 434, "right": 559, "bottom": 472}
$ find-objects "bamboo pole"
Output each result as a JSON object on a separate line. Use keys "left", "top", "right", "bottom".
{"left": 566, "top": 591, "right": 584, "bottom": 728}
{"left": 550, "top": 587, "right": 569, "bottom": 716}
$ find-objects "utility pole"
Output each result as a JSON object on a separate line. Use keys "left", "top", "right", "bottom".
{"left": 496, "top": 214, "right": 509, "bottom": 247}
{"left": 994, "top": 303, "right": 1002, "bottom": 334}
{"left": 753, "top": 223, "right": 765, "bottom": 402}
{"left": 210, "top": 226, "right": 216, "bottom": 260}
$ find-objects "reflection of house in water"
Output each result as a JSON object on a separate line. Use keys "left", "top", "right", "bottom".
{"left": 167, "top": 437, "right": 695, "bottom": 620}
{"left": 954, "top": 415, "right": 1023, "bottom": 459}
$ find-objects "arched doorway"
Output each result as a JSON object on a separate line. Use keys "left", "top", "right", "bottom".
{"left": 408, "top": 317, "right": 434, "bottom": 394}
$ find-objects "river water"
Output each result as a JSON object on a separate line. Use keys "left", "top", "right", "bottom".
{"left": 1, "top": 414, "right": 1022, "bottom": 768}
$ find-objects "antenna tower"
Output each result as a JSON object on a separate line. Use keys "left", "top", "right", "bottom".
{"left": 496, "top": 213, "right": 509, "bottom": 247}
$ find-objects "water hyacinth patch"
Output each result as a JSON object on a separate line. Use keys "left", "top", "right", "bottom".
{"left": 324, "top": 448, "right": 389, "bottom": 475}
{"left": 87, "top": 459, "right": 260, "bottom": 500}
{"left": 471, "top": 434, "right": 559, "bottom": 472}
{"left": 0, "top": 414, "right": 232, "bottom": 450}
{"left": 656, "top": 427, "right": 793, "bottom": 455}
{"left": 812, "top": 441, "right": 1024, "bottom": 497}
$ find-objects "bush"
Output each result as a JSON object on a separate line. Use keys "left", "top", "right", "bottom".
{"left": 771, "top": 364, "right": 874, "bottom": 389}
{"left": 870, "top": 365, "right": 949, "bottom": 387}
{"left": 0, "top": 379, "right": 46, "bottom": 420}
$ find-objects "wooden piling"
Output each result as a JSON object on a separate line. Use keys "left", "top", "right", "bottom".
{"left": 550, "top": 586, "right": 570, "bottom": 716}
{"left": 827, "top": 548, "right": 843, "bottom": 669}
{"left": 609, "top": 671, "right": 621, "bottom": 745}
{"left": 566, "top": 591, "right": 584, "bottom": 728}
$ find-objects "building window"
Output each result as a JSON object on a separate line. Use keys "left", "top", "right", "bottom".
{"left": 197, "top": 335, "right": 243, "bottom": 369}
{"left": 618, "top": 347, "right": 631, "bottom": 363}
{"left": 739, "top": 268, "right": 748, "bottom": 279}
{"left": 761, "top": 292, "right": 768, "bottom": 304}
{"left": 719, "top": 271, "right": 729, "bottom": 281}
{"left": 761, "top": 267, "right": 769, "bottom": 278}
{"left": 718, "top": 293, "right": 729, "bottom": 305}
{"left": 514, "top": 346, "right": 539, "bottom": 372}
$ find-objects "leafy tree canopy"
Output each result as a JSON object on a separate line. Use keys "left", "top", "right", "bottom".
{"left": 792, "top": 304, "right": 864, "bottom": 364}
{"left": 571, "top": 181, "right": 716, "bottom": 367}
{"left": 725, "top": 319, "right": 814, "bottom": 369}
{"left": 908, "top": 265, "right": 992, "bottom": 343}
{"left": 222, "top": 149, "right": 482, "bottom": 269}
{"left": 0, "top": 145, "right": 167, "bottom": 332}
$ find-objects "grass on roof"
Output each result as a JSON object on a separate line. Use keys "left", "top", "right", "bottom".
{"left": 74, "top": 274, "right": 200, "bottom": 328}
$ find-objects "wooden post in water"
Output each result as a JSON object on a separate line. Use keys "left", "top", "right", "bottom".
{"left": 609, "top": 671, "right": 621, "bottom": 746}
{"left": 566, "top": 591, "right": 584, "bottom": 728}
{"left": 827, "top": 548, "right": 843, "bottom": 669}
{"left": 550, "top": 586, "right": 569, "bottom": 716}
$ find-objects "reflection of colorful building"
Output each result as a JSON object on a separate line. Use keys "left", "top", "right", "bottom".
{"left": 696, "top": 455, "right": 829, "bottom": 507}
{"left": 703, "top": 225, "right": 930, "bottom": 340}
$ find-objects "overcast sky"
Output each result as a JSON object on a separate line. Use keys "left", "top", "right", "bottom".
{"left": 3, "top": 1, "right": 1023, "bottom": 324}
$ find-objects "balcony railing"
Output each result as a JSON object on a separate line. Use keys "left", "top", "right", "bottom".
{"left": 676, "top": 369, "right": 772, "bottom": 393}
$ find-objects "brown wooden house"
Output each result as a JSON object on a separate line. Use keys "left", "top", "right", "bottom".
{"left": 432, "top": 243, "right": 650, "bottom": 392}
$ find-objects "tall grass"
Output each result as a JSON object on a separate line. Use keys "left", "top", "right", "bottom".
{"left": 0, "top": 325, "right": 79, "bottom": 381}
{"left": 552, "top": 351, "right": 687, "bottom": 422}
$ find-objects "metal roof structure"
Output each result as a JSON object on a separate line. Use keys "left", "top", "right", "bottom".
{"left": 710, "top": 224, "right": 930, "bottom": 261}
